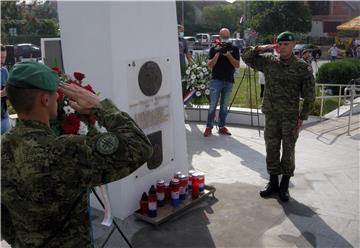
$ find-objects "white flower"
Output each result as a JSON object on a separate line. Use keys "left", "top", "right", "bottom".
{"left": 95, "top": 121, "right": 107, "bottom": 133}
{"left": 63, "top": 105, "right": 75, "bottom": 115}
{"left": 205, "top": 89, "right": 210, "bottom": 95}
{"left": 202, "top": 62, "right": 207, "bottom": 66}
{"left": 202, "top": 68, "right": 207, "bottom": 73}
{"left": 199, "top": 72, "right": 204, "bottom": 78}
{"left": 77, "top": 121, "right": 89, "bottom": 135}
{"left": 200, "top": 84, "right": 206, "bottom": 89}
{"left": 191, "top": 74, "right": 196, "bottom": 80}
{"left": 195, "top": 91, "right": 202, "bottom": 97}
{"left": 186, "top": 69, "right": 190, "bottom": 75}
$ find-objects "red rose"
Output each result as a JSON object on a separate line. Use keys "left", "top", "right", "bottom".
{"left": 52, "top": 67, "right": 63, "bottom": 77}
{"left": 56, "top": 89, "right": 64, "bottom": 102}
{"left": 83, "top": 84, "right": 95, "bottom": 94}
{"left": 62, "top": 114, "right": 80, "bottom": 134}
{"left": 67, "top": 79, "right": 81, "bottom": 86}
{"left": 74, "top": 72, "right": 85, "bottom": 81}
{"left": 89, "top": 115, "right": 97, "bottom": 125}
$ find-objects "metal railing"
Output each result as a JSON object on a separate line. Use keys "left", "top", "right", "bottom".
{"left": 316, "top": 83, "right": 360, "bottom": 135}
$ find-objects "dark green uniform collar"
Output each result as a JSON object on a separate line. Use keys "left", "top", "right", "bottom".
{"left": 17, "top": 119, "right": 54, "bottom": 134}
{"left": 279, "top": 54, "right": 296, "bottom": 65}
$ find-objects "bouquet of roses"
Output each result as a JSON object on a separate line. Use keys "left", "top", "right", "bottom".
{"left": 50, "top": 68, "right": 106, "bottom": 136}
{"left": 51, "top": 67, "right": 113, "bottom": 227}
{"left": 184, "top": 54, "right": 211, "bottom": 99}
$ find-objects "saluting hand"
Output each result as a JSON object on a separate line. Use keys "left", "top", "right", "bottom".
{"left": 256, "top": 44, "right": 274, "bottom": 53}
{"left": 59, "top": 83, "right": 100, "bottom": 114}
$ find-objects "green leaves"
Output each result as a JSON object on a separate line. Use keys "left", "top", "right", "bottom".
{"left": 203, "top": 2, "right": 244, "bottom": 33}
{"left": 248, "top": 1, "right": 311, "bottom": 37}
{"left": 316, "top": 58, "right": 360, "bottom": 95}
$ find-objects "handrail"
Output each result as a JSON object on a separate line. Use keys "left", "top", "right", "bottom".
{"left": 316, "top": 83, "right": 360, "bottom": 119}
{"left": 316, "top": 83, "right": 360, "bottom": 136}
{"left": 344, "top": 85, "right": 360, "bottom": 136}
{"left": 315, "top": 83, "right": 357, "bottom": 87}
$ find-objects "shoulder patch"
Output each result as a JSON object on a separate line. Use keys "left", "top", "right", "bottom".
{"left": 95, "top": 133, "right": 119, "bottom": 155}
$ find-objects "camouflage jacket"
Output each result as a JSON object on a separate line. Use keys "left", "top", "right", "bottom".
{"left": 242, "top": 46, "right": 315, "bottom": 120}
{"left": 1, "top": 99, "right": 153, "bottom": 248}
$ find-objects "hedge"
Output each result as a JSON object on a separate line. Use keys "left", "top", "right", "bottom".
{"left": 316, "top": 58, "right": 360, "bottom": 95}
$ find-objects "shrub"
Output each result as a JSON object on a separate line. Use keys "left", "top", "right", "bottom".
{"left": 316, "top": 59, "right": 360, "bottom": 95}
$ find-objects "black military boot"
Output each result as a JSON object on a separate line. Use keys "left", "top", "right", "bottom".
{"left": 279, "top": 175, "right": 290, "bottom": 202}
{"left": 260, "top": 175, "right": 279, "bottom": 197}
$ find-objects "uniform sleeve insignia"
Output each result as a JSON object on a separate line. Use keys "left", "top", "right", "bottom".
{"left": 95, "top": 133, "right": 119, "bottom": 155}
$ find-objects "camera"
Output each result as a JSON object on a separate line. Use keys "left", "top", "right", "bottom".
{"left": 214, "top": 41, "right": 233, "bottom": 54}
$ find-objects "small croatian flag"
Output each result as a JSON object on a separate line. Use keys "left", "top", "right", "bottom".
{"left": 183, "top": 90, "right": 196, "bottom": 105}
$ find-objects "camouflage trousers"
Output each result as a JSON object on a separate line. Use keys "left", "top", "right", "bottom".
{"left": 264, "top": 113, "right": 299, "bottom": 177}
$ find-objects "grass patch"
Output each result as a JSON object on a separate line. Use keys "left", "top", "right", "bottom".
{"left": 229, "top": 68, "right": 262, "bottom": 109}
{"left": 192, "top": 68, "right": 343, "bottom": 116}
{"left": 311, "top": 98, "right": 343, "bottom": 116}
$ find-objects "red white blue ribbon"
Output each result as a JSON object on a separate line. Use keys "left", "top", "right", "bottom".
{"left": 183, "top": 90, "right": 196, "bottom": 105}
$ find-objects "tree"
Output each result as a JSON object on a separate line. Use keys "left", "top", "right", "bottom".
{"left": 247, "top": 1, "right": 311, "bottom": 37}
{"left": 1, "top": 1, "right": 24, "bottom": 43}
{"left": 175, "top": 1, "right": 245, "bottom": 35}
{"left": 203, "top": 2, "right": 244, "bottom": 34}
{"left": 1, "top": 0, "right": 59, "bottom": 44}
{"left": 176, "top": 1, "right": 203, "bottom": 35}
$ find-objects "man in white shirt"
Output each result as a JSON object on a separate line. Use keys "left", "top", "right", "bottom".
{"left": 328, "top": 44, "right": 340, "bottom": 62}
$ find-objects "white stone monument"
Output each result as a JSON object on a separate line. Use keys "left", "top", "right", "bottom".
{"left": 58, "top": 1, "right": 188, "bottom": 219}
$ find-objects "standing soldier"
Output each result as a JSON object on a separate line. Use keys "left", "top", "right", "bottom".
{"left": 242, "top": 32, "right": 315, "bottom": 201}
{"left": 1, "top": 62, "right": 153, "bottom": 247}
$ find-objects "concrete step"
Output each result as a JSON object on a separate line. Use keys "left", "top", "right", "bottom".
{"left": 324, "top": 97, "right": 360, "bottom": 119}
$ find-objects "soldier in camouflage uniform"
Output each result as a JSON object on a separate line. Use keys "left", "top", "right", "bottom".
{"left": 1, "top": 61, "right": 153, "bottom": 247}
{"left": 242, "top": 32, "right": 315, "bottom": 201}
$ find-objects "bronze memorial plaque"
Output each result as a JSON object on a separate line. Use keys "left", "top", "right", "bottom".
{"left": 138, "top": 61, "right": 162, "bottom": 97}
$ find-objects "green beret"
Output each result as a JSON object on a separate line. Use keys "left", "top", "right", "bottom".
{"left": 8, "top": 61, "right": 60, "bottom": 91}
{"left": 276, "top": 31, "right": 296, "bottom": 42}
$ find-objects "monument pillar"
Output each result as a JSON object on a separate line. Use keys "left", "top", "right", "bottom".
{"left": 58, "top": 1, "right": 188, "bottom": 219}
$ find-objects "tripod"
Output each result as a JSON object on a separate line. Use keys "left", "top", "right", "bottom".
{"left": 91, "top": 188, "right": 133, "bottom": 248}
{"left": 228, "top": 66, "right": 261, "bottom": 136}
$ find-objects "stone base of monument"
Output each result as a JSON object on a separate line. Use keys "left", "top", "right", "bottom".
{"left": 134, "top": 185, "right": 216, "bottom": 226}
